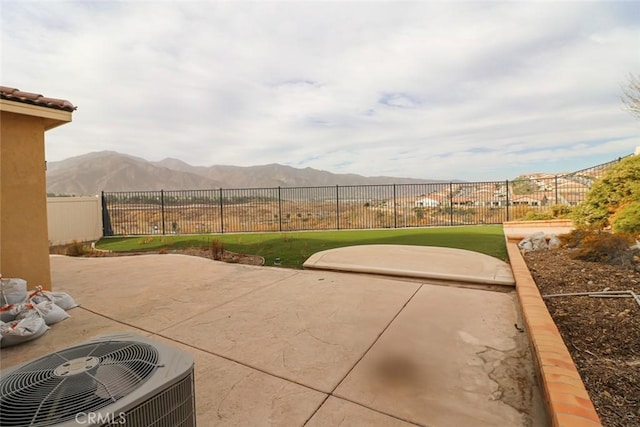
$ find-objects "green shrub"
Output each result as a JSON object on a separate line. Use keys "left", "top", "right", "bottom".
{"left": 521, "top": 211, "right": 554, "bottom": 221}
{"left": 550, "top": 204, "right": 573, "bottom": 218}
{"left": 611, "top": 201, "right": 640, "bottom": 234}
{"left": 518, "top": 204, "right": 572, "bottom": 221}
{"left": 573, "top": 155, "right": 640, "bottom": 229}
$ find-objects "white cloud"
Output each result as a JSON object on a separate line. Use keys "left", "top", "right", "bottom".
{"left": 2, "top": 0, "right": 638, "bottom": 181}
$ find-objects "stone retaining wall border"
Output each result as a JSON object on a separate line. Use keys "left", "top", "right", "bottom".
{"left": 506, "top": 238, "right": 602, "bottom": 427}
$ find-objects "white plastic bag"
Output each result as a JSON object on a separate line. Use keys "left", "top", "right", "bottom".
{"left": 29, "top": 287, "right": 78, "bottom": 310}
{"left": 0, "top": 304, "right": 17, "bottom": 322}
{"left": 1, "top": 277, "right": 27, "bottom": 305}
{"left": 5, "top": 303, "right": 36, "bottom": 320}
{"left": 33, "top": 300, "right": 70, "bottom": 325}
{"left": 0, "top": 302, "right": 35, "bottom": 322}
{"left": 15, "top": 305, "right": 40, "bottom": 321}
{"left": 0, "top": 316, "right": 49, "bottom": 348}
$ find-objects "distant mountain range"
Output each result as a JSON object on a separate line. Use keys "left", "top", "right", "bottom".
{"left": 46, "top": 151, "right": 446, "bottom": 196}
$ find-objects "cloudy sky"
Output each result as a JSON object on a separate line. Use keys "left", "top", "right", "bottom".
{"left": 2, "top": 1, "right": 638, "bottom": 181}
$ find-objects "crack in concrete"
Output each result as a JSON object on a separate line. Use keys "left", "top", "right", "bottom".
{"left": 216, "top": 374, "right": 247, "bottom": 420}
{"left": 302, "top": 328, "right": 341, "bottom": 347}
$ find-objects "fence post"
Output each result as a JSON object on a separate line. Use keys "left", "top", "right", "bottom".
{"left": 278, "top": 186, "right": 282, "bottom": 232}
{"left": 101, "top": 191, "right": 113, "bottom": 237}
{"left": 336, "top": 185, "right": 340, "bottom": 230}
{"left": 161, "top": 190, "right": 166, "bottom": 235}
{"left": 449, "top": 182, "right": 454, "bottom": 226}
{"left": 554, "top": 175, "right": 559, "bottom": 205}
{"left": 101, "top": 191, "right": 106, "bottom": 235}
{"left": 219, "top": 188, "right": 224, "bottom": 234}
{"left": 505, "top": 180, "right": 510, "bottom": 222}
{"left": 393, "top": 184, "right": 397, "bottom": 228}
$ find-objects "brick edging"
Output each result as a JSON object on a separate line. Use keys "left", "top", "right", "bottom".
{"left": 506, "top": 239, "right": 602, "bottom": 427}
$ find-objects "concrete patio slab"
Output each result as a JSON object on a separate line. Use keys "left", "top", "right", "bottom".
{"left": 149, "top": 335, "right": 326, "bottom": 426}
{"left": 159, "top": 269, "right": 420, "bottom": 392}
{"left": 303, "top": 245, "right": 515, "bottom": 286}
{"left": 1, "top": 252, "right": 545, "bottom": 426}
{"left": 49, "top": 254, "right": 298, "bottom": 332}
{"left": 334, "top": 284, "right": 545, "bottom": 427}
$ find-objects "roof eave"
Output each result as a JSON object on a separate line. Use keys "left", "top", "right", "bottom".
{"left": 0, "top": 99, "right": 73, "bottom": 131}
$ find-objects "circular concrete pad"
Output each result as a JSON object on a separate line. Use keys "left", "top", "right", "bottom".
{"left": 303, "top": 245, "right": 515, "bottom": 286}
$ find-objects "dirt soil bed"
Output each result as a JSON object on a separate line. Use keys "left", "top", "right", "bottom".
{"left": 51, "top": 244, "right": 265, "bottom": 266}
{"left": 524, "top": 248, "right": 640, "bottom": 427}
{"left": 163, "top": 247, "right": 265, "bottom": 266}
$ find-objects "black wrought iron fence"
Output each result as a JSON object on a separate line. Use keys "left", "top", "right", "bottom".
{"left": 101, "top": 156, "right": 627, "bottom": 236}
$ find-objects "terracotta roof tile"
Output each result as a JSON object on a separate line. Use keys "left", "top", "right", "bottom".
{"left": 0, "top": 86, "right": 76, "bottom": 112}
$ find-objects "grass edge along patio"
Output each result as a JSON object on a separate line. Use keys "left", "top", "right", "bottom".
{"left": 95, "top": 225, "right": 507, "bottom": 269}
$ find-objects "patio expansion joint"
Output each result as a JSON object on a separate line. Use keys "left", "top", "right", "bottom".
{"left": 77, "top": 271, "right": 426, "bottom": 426}
{"left": 76, "top": 297, "right": 424, "bottom": 426}
{"left": 79, "top": 305, "right": 331, "bottom": 394}
{"left": 302, "top": 283, "right": 427, "bottom": 427}
{"left": 152, "top": 270, "right": 301, "bottom": 334}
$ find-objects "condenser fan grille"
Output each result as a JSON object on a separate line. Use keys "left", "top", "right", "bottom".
{"left": 0, "top": 340, "right": 159, "bottom": 426}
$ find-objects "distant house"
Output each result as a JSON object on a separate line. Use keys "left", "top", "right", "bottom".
{"left": 0, "top": 86, "right": 76, "bottom": 290}
{"left": 451, "top": 196, "right": 475, "bottom": 207}
{"left": 478, "top": 194, "right": 508, "bottom": 207}
{"left": 414, "top": 197, "right": 440, "bottom": 207}
{"left": 556, "top": 179, "right": 589, "bottom": 193}
{"left": 511, "top": 194, "right": 549, "bottom": 207}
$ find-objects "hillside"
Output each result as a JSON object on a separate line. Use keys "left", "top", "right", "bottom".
{"left": 46, "top": 151, "right": 444, "bottom": 195}
{"left": 46, "top": 152, "right": 224, "bottom": 195}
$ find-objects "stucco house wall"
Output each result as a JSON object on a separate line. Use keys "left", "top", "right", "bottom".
{"left": 0, "top": 87, "right": 75, "bottom": 290}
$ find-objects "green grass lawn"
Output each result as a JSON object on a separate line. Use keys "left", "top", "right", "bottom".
{"left": 95, "top": 225, "right": 506, "bottom": 269}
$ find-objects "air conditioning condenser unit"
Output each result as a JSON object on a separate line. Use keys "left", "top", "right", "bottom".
{"left": 0, "top": 332, "right": 196, "bottom": 426}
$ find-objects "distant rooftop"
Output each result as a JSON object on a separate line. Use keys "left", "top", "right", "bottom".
{"left": 0, "top": 86, "right": 76, "bottom": 112}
